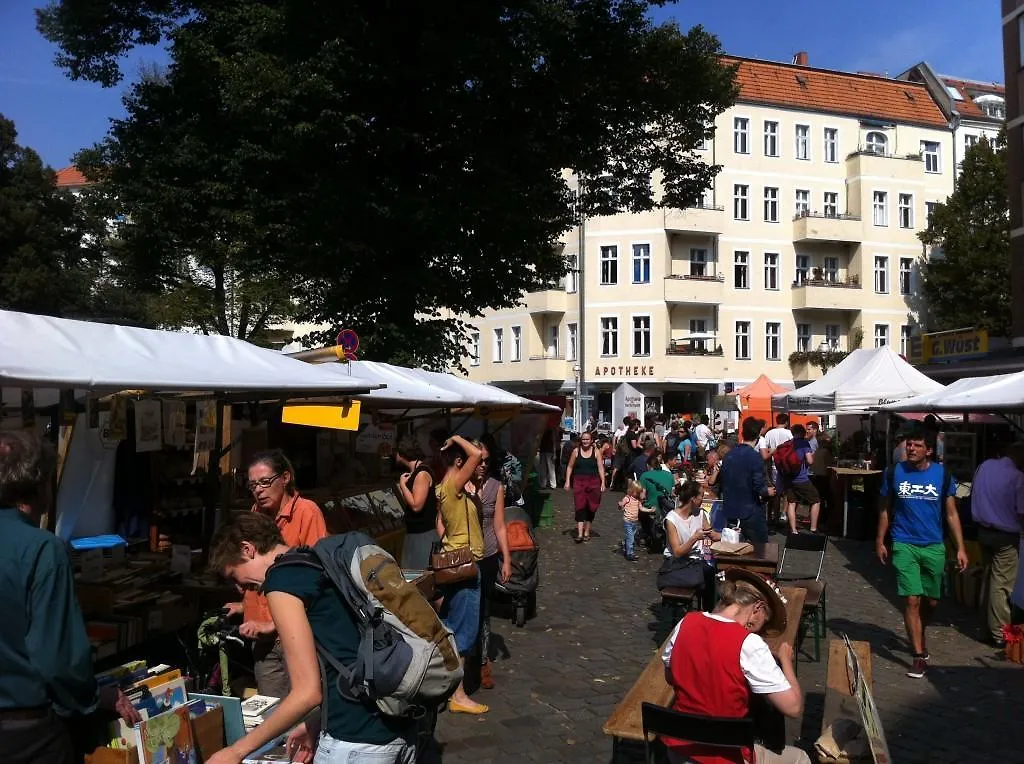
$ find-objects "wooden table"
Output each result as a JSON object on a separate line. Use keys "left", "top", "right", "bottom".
{"left": 602, "top": 586, "right": 806, "bottom": 748}
{"left": 714, "top": 542, "right": 780, "bottom": 577}
{"left": 830, "top": 467, "right": 883, "bottom": 538}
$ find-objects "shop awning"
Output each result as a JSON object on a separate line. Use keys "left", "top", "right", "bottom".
{"left": 0, "top": 310, "right": 377, "bottom": 397}
{"left": 878, "top": 370, "right": 1024, "bottom": 413}
{"left": 403, "top": 368, "right": 560, "bottom": 412}
{"left": 306, "top": 360, "right": 465, "bottom": 409}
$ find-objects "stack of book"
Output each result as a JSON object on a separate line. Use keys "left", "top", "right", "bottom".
{"left": 241, "top": 695, "right": 281, "bottom": 731}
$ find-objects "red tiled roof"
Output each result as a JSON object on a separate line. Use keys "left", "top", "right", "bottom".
{"left": 54, "top": 166, "right": 88, "bottom": 188}
{"left": 722, "top": 56, "right": 949, "bottom": 129}
{"left": 938, "top": 76, "right": 1005, "bottom": 121}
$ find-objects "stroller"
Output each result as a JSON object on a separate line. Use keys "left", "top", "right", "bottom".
{"left": 494, "top": 505, "right": 539, "bottom": 627}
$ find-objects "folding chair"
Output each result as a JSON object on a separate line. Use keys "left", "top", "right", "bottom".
{"left": 641, "top": 703, "right": 755, "bottom": 764}
{"left": 776, "top": 532, "right": 828, "bottom": 662}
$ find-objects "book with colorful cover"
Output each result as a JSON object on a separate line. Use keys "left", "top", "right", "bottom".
{"left": 130, "top": 676, "right": 188, "bottom": 719}
{"left": 135, "top": 702, "right": 201, "bottom": 764}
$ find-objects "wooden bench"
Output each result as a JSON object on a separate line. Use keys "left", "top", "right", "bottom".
{"left": 818, "top": 639, "right": 873, "bottom": 764}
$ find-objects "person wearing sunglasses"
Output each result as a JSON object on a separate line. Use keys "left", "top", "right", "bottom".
{"left": 222, "top": 449, "right": 327, "bottom": 699}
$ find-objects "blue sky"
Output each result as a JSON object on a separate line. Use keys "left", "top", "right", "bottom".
{"left": 1, "top": 1, "right": 1006, "bottom": 169}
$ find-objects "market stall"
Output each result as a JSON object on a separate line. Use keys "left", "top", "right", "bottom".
{"left": 732, "top": 374, "right": 814, "bottom": 430}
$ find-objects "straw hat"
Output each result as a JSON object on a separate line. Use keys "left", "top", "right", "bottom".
{"left": 724, "top": 568, "right": 788, "bottom": 637}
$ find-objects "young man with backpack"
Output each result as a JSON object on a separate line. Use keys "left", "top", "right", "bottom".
{"left": 876, "top": 426, "right": 968, "bottom": 680}
{"left": 776, "top": 424, "right": 819, "bottom": 535}
{"left": 207, "top": 513, "right": 445, "bottom": 764}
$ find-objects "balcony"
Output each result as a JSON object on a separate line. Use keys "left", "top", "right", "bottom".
{"left": 667, "top": 336, "right": 723, "bottom": 357}
{"left": 792, "top": 210, "right": 862, "bottom": 243}
{"left": 664, "top": 274, "right": 725, "bottom": 304}
{"left": 663, "top": 204, "right": 726, "bottom": 235}
{"left": 523, "top": 288, "right": 568, "bottom": 314}
{"left": 489, "top": 354, "right": 570, "bottom": 384}
{"left": 790, "top": 277, "right": 863, "bottom": 311}
{"left": 659, "top": 351, "right": 730, "bottom": 382}
{"left": 845, "top": 148, "right": 925, "bottom": 182}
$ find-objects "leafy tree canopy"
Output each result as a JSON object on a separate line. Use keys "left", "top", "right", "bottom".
{"left": 919, "top": 134, "right": 1010, "bottom": 337}
{"left": 39, "top": 0, "right": 736, "bottom": 367}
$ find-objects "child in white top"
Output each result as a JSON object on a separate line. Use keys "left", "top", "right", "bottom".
{"left": 619, "top": 480, "right": 644, "bottom": 562}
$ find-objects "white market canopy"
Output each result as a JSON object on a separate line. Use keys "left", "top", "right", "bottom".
{"left": 0, "top": 310, "right": 377, "bottom": 397}
{"left": 402, "top": 368, "right": 560, "bottom": 413}
{"left": 772, "top": 345, "right": 944, "bottom": 413}
{"left": 878, "top": 370, "right": 1024, "bottom": 413}
{"left": 308, "top": 360, "right": 465, "bottom": 409}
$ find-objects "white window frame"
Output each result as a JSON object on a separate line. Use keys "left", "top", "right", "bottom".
{"left": 547, "top": 324, "right": 560, "bottom": 358}
{"left": 926, "top": 201, "right": 938, "bottom": 226}
{"left": 824, "top": 127, "right": 838, "bottom": 163}
{"left": 567, "top": 322, "right": 578, "bottom": 361}
{"left": 735, "top": 320, "right": 751, "bottom": 360}
{"left": 690, "top": 248, "right": 708, "bottom": 277}
{"left": 733, "top": 184, "right": 749, "bottom": 221}
{"left": 632, "top": 242, "right": 651, "bottom": 284}
{"left": 900, "top": 325, "right": 913, "bottom": 356}
{"left": 795, "top": 254, "right": 810, "bottom": 285}
{"left": 823, "top": 191, "right": 838, "bottom": 218}
{"left": 823, "top": 257, "right": 839, "bottom": 283}
{"left": 470, "top": 330, "right": 481, "bottom": 366}
{"left": 511, "top": 325, "right": 522, "bottom": 362}
{"left": 764, "top": 120, "right": 779, "bottom": 157}
{"left": 765, "top": 321, "right": 782, "bottom": 361}
{"left": 600, "top": 316, "right": 619, "bottom": 357}
{"left": 898, "top": 193, "right": 914, "bottom": 229}
{"left": 566, "top": 254, "right": 578, "bottom": 293}
{"left": 866, "top": 131, "right": 888, "bottom": 155}
{"left": 689, "top": 318, "right": 709, "bottom": 352}
{"left": 795, "top": 124, "right": 810, "bottom": 161}
{"left": 899, "top": 257, "right": 913, "bottom": 296}
{"left": 825, "top": 324, "right": 841, "bottom": 350}
{"left": 734, "top": 117, "right": 750, "bottom": 154}
{"left": 922, "top": 141, "right": 941, "bottom": 173}
{"left": 872, "top": 190, "right": 888, "bottom": 227}
{"left": 796, "top": 323, "right": 811, "bottom": 352}
{"left": 873, "top": 256, "right": 889, "bottom": 294}
{"left": 631, "top": 314, "right": 652, "bottom": 357}
{"left": 600, "top": 245, "right": 618, "bottom": 285}
{"left": 763, "top": 186, "right": 779, "bottom": 223}
{"left": 874, "top": 323, "right": 889, "bottom": 348}
{"left": 763, "top": 252, "right": 779, "bottom": 291}
{"left": 493, "top": 328, "right": 504, "bottom": 363}
{"left": 965, "top": 134, "right": 979, "bottom": 152}
{"left": 734, "top": 250, "right": 749, "bottom": 289}
{"left": 794, "top": 189, "right": 810, "bottom": 217}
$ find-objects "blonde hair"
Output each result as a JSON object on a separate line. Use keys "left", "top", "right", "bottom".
{"left": 717, "top": 580, "right": 774, "bottom": 621}
{"left": 626, "top": 479, "right": 643, "bottom": 499}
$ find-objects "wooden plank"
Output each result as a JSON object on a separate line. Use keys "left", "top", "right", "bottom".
{"left": 819, "top": 639, "right": 874, "bottom": 764}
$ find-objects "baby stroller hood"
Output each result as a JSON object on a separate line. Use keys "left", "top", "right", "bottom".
{"left": 499, "top": 505, "right": 539, "bottom": 595}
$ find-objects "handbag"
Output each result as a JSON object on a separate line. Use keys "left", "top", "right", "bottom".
{"left": 656, "top": 555, "right": 706, "bottom": 590}
{"left": 430, "top": 488, "right": 480, "bottom": 585}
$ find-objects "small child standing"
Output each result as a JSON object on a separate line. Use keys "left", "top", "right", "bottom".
{"left": 619, "top": 480, "right": 644, "bottom": 561}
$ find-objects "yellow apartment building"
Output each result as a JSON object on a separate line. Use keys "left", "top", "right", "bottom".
{"left": 461, "top": 53, "right": 957, "bottom": 424}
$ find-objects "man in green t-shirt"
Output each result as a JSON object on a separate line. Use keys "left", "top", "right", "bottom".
{"left": 640, "top": 453, "right": 675, "bottom": 511}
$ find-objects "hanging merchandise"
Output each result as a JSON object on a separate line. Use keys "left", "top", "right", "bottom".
{"left": 195, "top": 400, "right": 217, "bottom": 454}
{"left": 106, "top": 395, "right": 128, "bottom": 442}
{"left": 134, "top": 400, "right": 163, "bottom": 453}
{"left": 163, "top": 401, "right": 187, "bottom": 447}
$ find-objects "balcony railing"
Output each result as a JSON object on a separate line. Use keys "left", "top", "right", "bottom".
{"left": 666, "top": 273, "right": 725, "bottom": 283}
{"left": 685, "top": 202, "right": 725, "bottom": 212}
{"left": 847, "top": 147, "right": 923, "bottom": 161}
{"left": 791, "top": 275, "right": 861, "bottom": 288}
{"left": 528, "top": 353, "right": 566, "bottom": 361}
{"left": 667, "top": 341, "right": 724, "bottom": 357}
{"left": 792, "top": 210, "right": 861, "bottom": 222}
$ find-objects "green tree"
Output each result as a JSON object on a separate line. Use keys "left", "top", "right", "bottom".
{"left": 39, "top": 1, "right": 736, "bottom": 367}
{"left": 919, "top": 134, "right": 1011, "bottom": 336}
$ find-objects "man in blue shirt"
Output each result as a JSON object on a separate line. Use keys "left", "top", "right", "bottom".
{"left": 0, "top": 431, "right": 137, "bottom": 763}
{"left": 720, "top": 417, "right": 776, "bottom": 542}
{"left": 877, "top": 426, "right": 968, "bottom": 679}
{"left": 782, "top": 424, "right": 820, "bottom": 535}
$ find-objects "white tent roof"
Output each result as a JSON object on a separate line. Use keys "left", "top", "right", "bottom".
{"left": 308, "top": 360, "right": 465, "bottom": 409}
{"left": 402, "top": 368, "right": 559, "bottom": 412}
{"left": 879, "top": 370, "right": 1024, "bottom": 413}
{"left": 772, "top": 345, "right": 944, "bottom": 413}
{"left": 0, "top": 310, "right": 376, "bottom": 396}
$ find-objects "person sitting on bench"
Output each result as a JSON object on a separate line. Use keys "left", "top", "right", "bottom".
{"left": 661, "top": 569, "right": 810, "bottom": 764}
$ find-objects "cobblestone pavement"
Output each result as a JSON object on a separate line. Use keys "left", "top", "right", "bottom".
{"left": 432, "top": 488, "right": 1024, "bottom": 763}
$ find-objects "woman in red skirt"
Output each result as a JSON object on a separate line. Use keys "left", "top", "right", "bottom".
{"left": 563, "top": 430, "right": 606, "bottom": 542}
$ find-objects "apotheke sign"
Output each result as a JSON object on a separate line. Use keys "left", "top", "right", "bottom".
{"left": 594, "top": 365, "right": 655, "bottom": 377}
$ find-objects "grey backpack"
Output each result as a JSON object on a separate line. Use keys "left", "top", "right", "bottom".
{"left": 271, "top": 533, "right": 462, "bottom": 717}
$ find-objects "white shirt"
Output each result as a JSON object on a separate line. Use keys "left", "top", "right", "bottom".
{"left": 756, "top": 435, "right": 768, "bottom": 453}
{"left": 664, "top": 511, "right": 704, "bottom": 558}
{"left": 693, "top": 423, "right": 712, "bottom": 448}
{"left": 763, "top": 427, "right": 793, "bottom": 452}
{"left": 613, "top": 425, "right": 627, "bottom": 443}
{"left": 662, "top": 613, "right": 791, "bottom": 695}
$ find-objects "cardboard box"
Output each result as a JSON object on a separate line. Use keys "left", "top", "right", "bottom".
{"left": 193, "top": 705, "right": 225, "bottom": 762}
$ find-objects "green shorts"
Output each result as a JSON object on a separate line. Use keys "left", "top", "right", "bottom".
{"left": 891, "top": 542, "right": 946, "bottom": 599}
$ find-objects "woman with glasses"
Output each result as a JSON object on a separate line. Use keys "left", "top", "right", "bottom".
{"left": 222, "top": 449, "right": 328, "bottom": 698}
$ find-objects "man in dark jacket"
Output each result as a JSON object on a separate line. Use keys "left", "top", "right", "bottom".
{"left": 720, "top": 417, "right": 776, "bottom": 542}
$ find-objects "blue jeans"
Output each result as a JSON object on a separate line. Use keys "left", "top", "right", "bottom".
{"left": 440, "top": 574, "right": 482, "bottom": 654}
{"left": 314, "top": 733, "right": 415, "bottom": 764}
{"left": 623, "top": 520, "right": 639, "bottom": 557}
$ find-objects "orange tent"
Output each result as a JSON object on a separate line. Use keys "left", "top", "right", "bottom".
{"left": 733, "top": 375, "right": 815, "bottom": 429}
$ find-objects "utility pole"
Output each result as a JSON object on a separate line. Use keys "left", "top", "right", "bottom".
{"left": 576, "top": 179, "right": 588, "bottom": 429}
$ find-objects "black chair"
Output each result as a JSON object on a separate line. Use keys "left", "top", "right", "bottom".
{"left": 641, "top": 703, "right": 755, "bottom": 764}
{"left": 776, "top": 532, "right": 828, "bottom": 662}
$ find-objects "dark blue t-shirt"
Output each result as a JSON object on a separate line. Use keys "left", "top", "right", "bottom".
{"left": 791, "top": 438, "right": 813, "bottom": 484}
{"left": 879, "top": 461, "right": 956, "bottom": 546}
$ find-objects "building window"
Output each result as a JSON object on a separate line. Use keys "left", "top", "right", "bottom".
{"left": 873, "top": 256, "right": 889, "bottom": 293}
{"left": 823, "top": 191, "right": 838, "bottom": 218}
{"left": 690, "top": 248, "right": 707, "bottom": 277}
{"left": 874, "top": 323, "right": 889, "bottom": 348}
{"left": 735, "top": 321, "right": 751, "bottom": 360}
{"left": 797, "top": 323, "right": 811, "bottom": 352}
{"left": 926, "top": 201, "right": 938, "bottom": 226}
{"left": 699, "top": 186, "right": 714, "bottom": 208}
{"left": 547, "top": 325, "right": 560, "bottom": 357}
{"left": 795, "top": 254, "right": 810, "bottom": 284}
{"left": 872, "top": 191, "right": 888, "bottom": 227}
{"left": 795, "top": 124, "right": 810, "bottom": 160}
{"left": 824, "top": 257, "right": 839, "bottom": 283}
{"left": 470, "top": 330, "right": 480, "bottom": 366}
{"left": 511, "top": 326, "right": 522, "bottom": 361}
{"left": 899, "top": 257, "right": 913, "bottom": 295}
{"left": 689, "top": 319, "right": 708, "bottom": 351}
{"left": 734, "top": 251, "right": 749, "bottom": 289}
{"left": 900, "top": 325, "right": 912, "bottom": 356}
{"left": 825, "top": 324, "right": 840, "bottom": 350}
{"left": 567, "top": 322, "right": 578, "bottom": 361}
{"left": 898, "top": 193, "right": 913, "bottom": 229}
{"left": 734, "top": 117, "right": 750, "bottom": 154}
{"left": 493, "top": 328, "right": 504, "bottom": 363}
{"left": 765, "top": 322, "right": 781, "bottom": 361}
{"left": 632, "top": 315, "right": 651, "bottom": 356}
{"left": 763, "top": 186, "right": 779, "bottom": 223}
{"left": 566, "top": 254, "right": 578, "bottom": 293}
{"left": 922, "top": 141, "right": 941, "bottom": 173}
{"left": 866, "top": 131, "right": 888, "bottom": 154}
{"left": 824, "top": 127, "right": 838, "bottom": 163}
{"left": 601, "top": 317, "right": 618, "bottom": 356}
{"left": 632, "top": 243, "right": 651, "bottom": 284}
{"left": 794, "top": 189, "right": 810, "bottom": 217}
{"left": 764, "top": 120, "right": 779, "bottom": 157}
{"left": 965, "top": 134, "right": 979, "bottom": 151}
{"left": 764, "top": 252, "right": 779, "bottom": 290}
{"left": 600, "top": 245, "right": 618, "bottom": 285}
{"left": 733, "top": 184, "right": 749, "bottom": 220}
